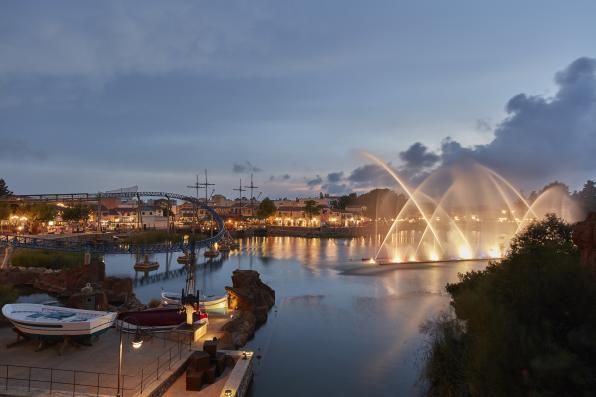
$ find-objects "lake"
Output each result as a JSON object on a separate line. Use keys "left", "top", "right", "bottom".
{"left": 103, "top": 236, "right": 487, "bottom": 397}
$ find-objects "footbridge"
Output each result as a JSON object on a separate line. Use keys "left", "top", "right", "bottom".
{"left": 0, "top": 191, "right": 225, "bottom": 254}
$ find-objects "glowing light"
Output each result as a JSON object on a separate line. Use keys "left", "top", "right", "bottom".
{"left": 409, "top": 255, "right": 416, "bottom": 262}
{"left": 489, "top": 246, "right": 501, "bottom": 258}
{"left": 429, "top": 252, "right": 439, "bottom": 261}
{"left": 391, "top": 256, "right": 401, "bottom": 263}
{"left": 369, "top": 258, "right": 376, "bottom": 264}
{"left": 458, "top": 245, "right": 472, "bottom": 259}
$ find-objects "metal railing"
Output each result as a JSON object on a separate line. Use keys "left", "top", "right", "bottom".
{"left": 0, "top": 364, "right": 136, "bottom": 396}
{"left": 0, "top": 191, "right": 226, "bottom": 254}
{"left": 0, "top": 332, "right": 193, "bottom": 396}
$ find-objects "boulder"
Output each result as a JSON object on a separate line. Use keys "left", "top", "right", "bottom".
{"left": 221, "top": 311, "right": 257, "bottom": 349}
{"left": 222, "top": 270, "right": 275, "bottom": 349}
{"left": 226, "top": 270, "right": 275, "bottom": 324}
{"left": 103, "top": 276, "right": 134, "bottom": 304}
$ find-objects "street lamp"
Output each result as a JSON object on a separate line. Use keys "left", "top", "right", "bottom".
{"left": 116, "top": 317, "right": 144, "bottom": 397}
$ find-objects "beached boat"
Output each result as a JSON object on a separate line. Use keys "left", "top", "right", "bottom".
{"left": 161, "top": 291, "right": 228, "bottom": 311}
{"left": 1, "top": 303, "right": 116, "bottom": 339}
{"left": 117, "top": 307, "right": 208, "bottom": 332}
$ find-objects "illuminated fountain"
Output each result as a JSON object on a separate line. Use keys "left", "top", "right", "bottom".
{"left": 362, "top": 152, "right": 583, "bottom": 264}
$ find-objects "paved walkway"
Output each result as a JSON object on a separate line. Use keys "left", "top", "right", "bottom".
{"left": 0, "top": 315, "right": 230, "bottom": 397}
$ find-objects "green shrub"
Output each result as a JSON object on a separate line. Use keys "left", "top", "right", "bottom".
{"left": 421, "top": 215, "right": 596, "bottom": 396}
{"left": 11, "top": 249, "right": 92, "bottom": 269}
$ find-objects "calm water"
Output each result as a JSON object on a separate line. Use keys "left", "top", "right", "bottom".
{"left": 104, "top": 237, "right": 487, "bottom": 397}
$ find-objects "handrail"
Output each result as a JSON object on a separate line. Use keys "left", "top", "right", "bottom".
{"left": 0, "top": 332, "right": 192, "bottom": 396}
{"left": 0, "top": 191, "right": 225, "bottom": 254}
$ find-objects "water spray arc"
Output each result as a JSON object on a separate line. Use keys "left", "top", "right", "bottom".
{"left": 361, "top": 151, "right": 444, "bottom": 259}
{"left": 360, "top": 152, "right": 580, "bottom": 264}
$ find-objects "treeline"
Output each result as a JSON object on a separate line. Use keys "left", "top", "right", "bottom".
{"left": 420, "top": 215, "right": 596, "bottom": 396}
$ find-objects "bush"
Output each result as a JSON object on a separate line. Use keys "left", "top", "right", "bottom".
{"left": 147, "top": 298, "right": 161, "bottom": 308}
{"left": 420, "top": 215, "right": 596, "bottom": 396}
{"left": 11, "top": 249, "right": 90, "bottom": 269}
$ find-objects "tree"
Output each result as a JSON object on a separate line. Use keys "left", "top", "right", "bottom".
{"left": 257, "top": 197, "right": 276, "bottom": 220}
{"left": 61, "top": 204, "right": 92, "bottom": 223}
{"left": 0, "top": 178, "right": 12, "bottom": 197}
{"left": 573, "top": 180, "right": 596, "bottom": 213}
{"left": 355, "top": 188, "right": 407, "bottom": 219}
{"left": 421, "top": 214, "right": 596, "bottom": 396}
{"left": 330, "top": 193, "right": 357, "bottom": 210}
{"left": 303, "top": 200, "right": 321, "bottom": 218}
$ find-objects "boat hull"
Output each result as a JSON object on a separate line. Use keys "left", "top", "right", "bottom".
{"left": 161, "top": 292, "right": 228, "bottom": 311}
{"left": 117, "top": 308, "right": 208, "bottom": 332}
{"left": 2, "top": 304, "right": 116, "bottom": 339}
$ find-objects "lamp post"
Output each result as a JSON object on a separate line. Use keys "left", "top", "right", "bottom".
{"left": 116, "top": 317, "right": 144, "bottom": 397}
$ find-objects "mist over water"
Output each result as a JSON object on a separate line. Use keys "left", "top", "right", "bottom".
{"left": 104, "top": 237, "right": 487, "bottom": 396}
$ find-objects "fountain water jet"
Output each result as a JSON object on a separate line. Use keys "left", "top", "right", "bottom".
{"left": 362, "top": 153, "right": 581, "bottom": 264}
{"left": 361, "top": 151, "right": 444, "bottom": 259}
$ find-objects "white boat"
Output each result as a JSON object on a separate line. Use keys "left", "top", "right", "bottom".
{"left": 1, "top": 303, "right": 116, "bottom": 339}
{"left": 160, "top": 291, "right": 228, "bottom": 311}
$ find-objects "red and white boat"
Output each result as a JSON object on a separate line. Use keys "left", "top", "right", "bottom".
{"left": 117, "top": 307, "right": 208, "bottom": 332}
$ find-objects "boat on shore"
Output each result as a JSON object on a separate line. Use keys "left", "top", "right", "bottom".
{"left": 117, "top": 307, "right": 208, "bottom": 332}
{"left": 161, "top": 291, "right": 228, "bottom": 311}
{"left": 1, "top": 303, "right": 116, "bottom": 340}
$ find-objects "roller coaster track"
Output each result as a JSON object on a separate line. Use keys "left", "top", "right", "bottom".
{"left": 0, "top": 192, "right": 225, "bottom": 254}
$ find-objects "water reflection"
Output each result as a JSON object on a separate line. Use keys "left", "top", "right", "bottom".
{"left": 103, "top": 237, "right": 487, "bottom": 396}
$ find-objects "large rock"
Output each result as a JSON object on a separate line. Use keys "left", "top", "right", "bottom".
{"left": 573, "top": 212, "right": 596, "bottom": 271}
{"left": 222, "top": 270, "right": 275, "bottom": 349}
{"left": 221, "top": 311, "right": 257, "bottom": 348}
{"left": 226, "top": 270, "right": 275, "bottom": 324}
{"left": 103, "top": 276, "right": 134, "bottom": 304}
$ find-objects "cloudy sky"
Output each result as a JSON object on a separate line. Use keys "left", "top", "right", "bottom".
{"left": 1, "top": 0, "right": 595, "bottom": 198}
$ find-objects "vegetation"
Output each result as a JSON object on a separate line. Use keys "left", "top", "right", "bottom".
{"left": 0, "top": 285, "right": 18, "bottom": 307}
{"left": 257, "top": 197, "right": 277, "bottom": 219}
{"left": 11, "top": 249, "right": 90, "bottom": 269}
{"left": 61, "top": 204, "right": 92, "bottom": 223}
{"left": 354, "top": 188, "right": 407, "bottom": 219}
{"left": 420, "top": 214, "right": 596, "bottom": 396}
{"left": 331, "top": 193, "right": 357, "bottom": 210}
{"left": 147, "top": 298, "right": 161, "bottom": 308}
{"left": 0, "top": 178, "right": 12, "bottom": 197}
{"left": 573, "top": 180, "right": 596, "bottom": 213}
{"left": 304, "top": 200, "right": 322, "bottom": 218}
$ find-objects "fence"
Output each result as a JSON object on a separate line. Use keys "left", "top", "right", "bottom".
{"left": 0, "top": 332, "right": 193, "bottom": 397}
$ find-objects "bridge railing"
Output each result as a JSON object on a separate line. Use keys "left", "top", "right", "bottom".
{"left": 0, "top": 191, "right": 226, "bottom": 254}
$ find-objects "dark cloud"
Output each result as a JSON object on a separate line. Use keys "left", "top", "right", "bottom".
{"left": 322, "top": 183, "right": 350, "bottom": 195}
{"left": 306, "top": 175, "right": 323, "bottom": 188}
{"left": 437, "top": 57, "right": 596, "bottom": 183}
{"left": 399, "top": 142, "right": 439, "bottom": 169}
{"left": 327, "top": 171, "right": 344, "bottom": 183}
{"left": 348, "top": 164, "right": 395, "bottom": 187}
{"left": 269, "top": 174, "right": 291, "bottom": 181}
{"left": 475, "top": 118, "right": 492, "bottom": 132}
{"left": 232, "top": 161, "right": 262, "bottom": 174}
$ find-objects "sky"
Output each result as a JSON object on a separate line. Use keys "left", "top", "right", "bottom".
{"left": 1, "top": 0, "right": 595, "bottom": 198}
